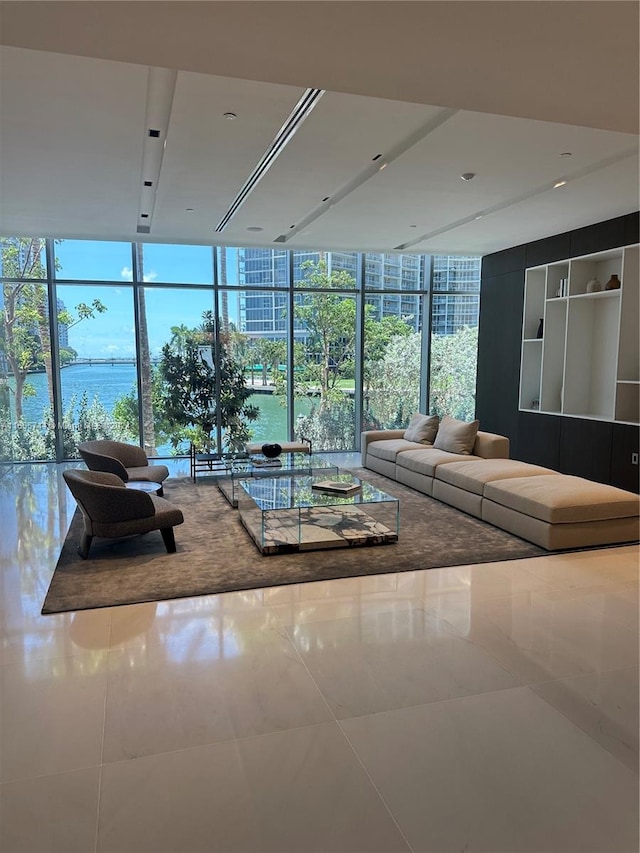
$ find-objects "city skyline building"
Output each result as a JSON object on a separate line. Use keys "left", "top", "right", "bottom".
{"left": 235, "top": 249, "right": 480, "bottom": 339}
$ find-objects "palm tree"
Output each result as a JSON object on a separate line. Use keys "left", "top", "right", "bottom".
{"left": 135, "top": 243, "right": 157, "bottom": 456}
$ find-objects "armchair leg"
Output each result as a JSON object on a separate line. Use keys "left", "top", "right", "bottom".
{"left": 78, "top": 532, "right": 93, "bottom": 559}
{"left": 160, "top": 527, "right": 177, "bottom": 553}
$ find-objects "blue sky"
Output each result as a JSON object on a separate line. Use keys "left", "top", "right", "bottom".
{"left": 54, "top": 241, "right": 241, "bottom": 357}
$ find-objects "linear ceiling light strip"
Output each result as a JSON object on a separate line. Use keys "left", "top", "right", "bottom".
{"left": 274, "top": 107, "right": 458, "bottom": 244}
{"left": 215, "top": 87, "right": 325, "bottom": 232}
{"left": 137, "top": 67, "right": 178, "bottom": 234}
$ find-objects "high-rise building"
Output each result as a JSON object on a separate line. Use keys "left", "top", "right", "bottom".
{"left": 237, "top": 249, "right": 480, "bottom": 338}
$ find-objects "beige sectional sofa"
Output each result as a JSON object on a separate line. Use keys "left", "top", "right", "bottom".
{"left": 361, "top": 423, "right": 640, "bottom": 550}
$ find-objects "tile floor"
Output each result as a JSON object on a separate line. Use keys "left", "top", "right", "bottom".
{"left": 0, "top": 458, "right": 638, "bottom": 853}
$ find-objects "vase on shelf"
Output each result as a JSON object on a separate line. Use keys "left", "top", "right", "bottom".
{"left": 586, "top": 277, "right": 602, "bottom": 293}
{"left": 536, "top": 318, "right": 544, "bottom": 339}
{"left": 605, "top": 274, "right": 621, "bottom": 290}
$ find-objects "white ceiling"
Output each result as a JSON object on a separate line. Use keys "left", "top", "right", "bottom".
{"left": 0, "top": 2, "right": 638, "bottom": 256}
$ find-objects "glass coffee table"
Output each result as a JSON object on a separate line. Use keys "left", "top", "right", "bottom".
{"left": 236, "top": 472, "right": 399, "bottom": 555}
{"left": 217, "top": 452, "right": 339, "bottom": 507}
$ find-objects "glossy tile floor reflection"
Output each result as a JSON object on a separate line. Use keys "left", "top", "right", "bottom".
{"left": 1, "top": 459, "right": 638, "bottom": 853}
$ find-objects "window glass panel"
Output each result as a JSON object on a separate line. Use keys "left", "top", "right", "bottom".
{"left": 293, "top": 289, "right": 356, "bottom": 451}
{"left": 1, "top": 237, "right": 51, "bottom": 461}
{"left": 137, "top": 287, "right": 214, "bottom": 456}
{"left": 364, "top": 252, "right": 421, "bottom": 291}
{"left": 0, "top": 237, "right": 46, "bottom": 279}
{"left": 429, "top": 294, "right": 479, "bottom": 422}
{"left": 220, "top": 247, "right": 287, "bottom": 287}
{"left": 224, "top": 290, "right": 288, "bottom": 446}
{"left": 293, "top": 250, "right": 358, "bottom": 287}
{"left": 56, "top": 284, "right": 138, "bottom": 458}
{"left": 139, "top": 243, "right": 213, "bottom": 284}
{"left": 432, "top": 255, "right": 481, "bottom": 293}
{"left": 364, "top": 309, "right": 423, "bottom": 430}
{"left": 54, "top": 239, "right": 133, "bottom": 281}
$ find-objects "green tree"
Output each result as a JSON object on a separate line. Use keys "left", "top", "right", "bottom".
{"left": 294, "top": 260, "right": 356, "bottom": 409}
{"left": 364, "top": 332, "right": 422, "bottom": 428}
{"left": 429, "top": 326, "right": 479, "bottom": 421}
{"left": 363, "top": 325, "right": 479, "bottom": 427}
{"left": 0, "top": 237, "right": 105, "bottom": 420}
{"left": 157, "top": 311, "right": 259, "bottom": 453}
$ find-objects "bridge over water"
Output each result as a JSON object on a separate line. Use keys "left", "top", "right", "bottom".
{"left": 68, "top": 358, "right": 161, "bottom": 366}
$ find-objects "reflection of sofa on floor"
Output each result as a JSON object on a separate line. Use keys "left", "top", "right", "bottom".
{"left": 362, "top": 414, "right": 640, "bottom": 550}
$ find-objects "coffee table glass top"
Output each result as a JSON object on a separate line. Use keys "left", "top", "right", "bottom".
{"left": 239, "top": 473, "right": 396, "bottom": 510}
{"left": 217, "top": 452, "right": 338, "bottom": 507}
{"left": 236, "top": 473, "right": 399, "bottom": 555}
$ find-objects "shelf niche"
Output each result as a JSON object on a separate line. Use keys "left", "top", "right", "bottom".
{"left": 519, "top": 244, "right": 639, "bottom": 425}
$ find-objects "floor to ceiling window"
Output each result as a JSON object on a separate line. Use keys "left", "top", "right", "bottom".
{"left": 428, "top": 255, "right": 481, "bottom": 421}
{"left": 0, "top": 238, "right": 481, "bottom": 462}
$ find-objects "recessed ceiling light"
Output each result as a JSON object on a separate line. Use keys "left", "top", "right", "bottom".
{"left": 553, "top": 179, "right": 567, "bottom": 188}
{"left": 560, "top": 152, "right": 572, "bottom": 157}
{"left": 460, "top": 172, "right": 476, "bottom": 181}
{"left": 185, "top": 208, "right": 194, "bottom": 212}
{"left": 378, "top": 163, "right": 388, "bottom": 171}
{"left": 143, "top": 180, "right": 153, "bottom": 187}
{"left": 246, "top": 226, "right": 263, "bottom": 232}
{"left": 148, "top": 129, "right": 161, "bottom": 138}
{"left": 409, "top": 224, "right": 417, "bottom": 228}
{"left": 372, "top": 154, "right": 383, "bottom": 161}
{"left": 322, "top": 196, "right": 330, "bottom": 202}
{"left": 140, "top": 213, "right": 149, "bottom": 218}
{"left": 474, "top": 214, "right": 484, "bottom": 220}
{"left": 223, "top": 112, "right": 237, "bottom": 120}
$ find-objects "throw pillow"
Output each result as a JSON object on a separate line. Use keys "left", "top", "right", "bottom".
{"left": 433, "top": 415, "right": 479, "bottom": 455}
{"left": 403, "top": 413, "right": 439, "bottom": 445}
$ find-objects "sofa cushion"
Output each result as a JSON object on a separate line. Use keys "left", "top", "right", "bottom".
{"left": 484, "top": 475, "right": 640, "bottom": 524}
{"left": 396, "top": 447, "right": 481, "bottom": 477}
{"left": 403, "top": 413, "right": 439, "bottom": 444}
{"left": 433, "top": 416, "right": 480, "bottom": 455}
{"left": 436, "top": 459, "right": 559, "bottom": 496}
{"left": 367, "top": 438, "right": 426, "bottom": 462}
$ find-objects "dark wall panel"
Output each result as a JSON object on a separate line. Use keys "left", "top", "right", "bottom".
{"left": 516, "top": 412, "right": 561, "bottom": 469}
{"left": 570, "top": 216, "right": 626, "bottom": 257}
{"left": 625, "top": 211, "right": 640, "bottom": 246}
{"left": 559, "top": 418, "right": 613, "bottom": 483}
{"left": 481, "top": 245, "right": 527, "bottom": 278}
{"left": 475, "top": 269, "right": 523, "bottom": 441}
{"left": 610, "top": 423, "right": 640, "bottom": 493}
{"left": 525, "top": 232, "right": 571, "bottom": 268}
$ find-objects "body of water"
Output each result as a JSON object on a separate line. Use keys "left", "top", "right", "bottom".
{"left": 16, "top": 363, "right": 312, "bottom": 455}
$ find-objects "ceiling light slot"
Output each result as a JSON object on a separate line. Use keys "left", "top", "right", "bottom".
{"left": 215, "top": 88, "right": 325, "bottom": 232}
{"left": 136, "top": 68, "right": 178, "bottom": 234}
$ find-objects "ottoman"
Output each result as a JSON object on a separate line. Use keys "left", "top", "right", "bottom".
{"left": 433, "top": 458, "right": 560, "bottom": 518}
{"left": 482, "top": 474, "right": 640, "bottom": 550}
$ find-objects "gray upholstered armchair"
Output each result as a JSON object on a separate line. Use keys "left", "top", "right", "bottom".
{"left": 77, "top": 440, "right": 169, "bottom": 495}
{"left": 62, "top": 469, "right": 184, "bottom": 559}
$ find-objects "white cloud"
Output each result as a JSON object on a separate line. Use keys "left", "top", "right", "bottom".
{"left": 120, "top": 265, "right": 157, "bottom": 283}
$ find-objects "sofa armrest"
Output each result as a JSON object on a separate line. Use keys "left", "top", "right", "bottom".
{"left": 473, "top": 431, "right": 510, "bottom": 459}
{"left": 361, "top": 429, "right": 405, "bottom": 465}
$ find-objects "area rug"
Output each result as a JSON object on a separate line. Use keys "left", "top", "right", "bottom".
{"left": 42, "top": 468, "right": 547, "bottom": 614}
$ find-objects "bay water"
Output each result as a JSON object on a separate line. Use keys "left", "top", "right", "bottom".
{"left": 18, "top": 363, "right": 312, "bottom": 456}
